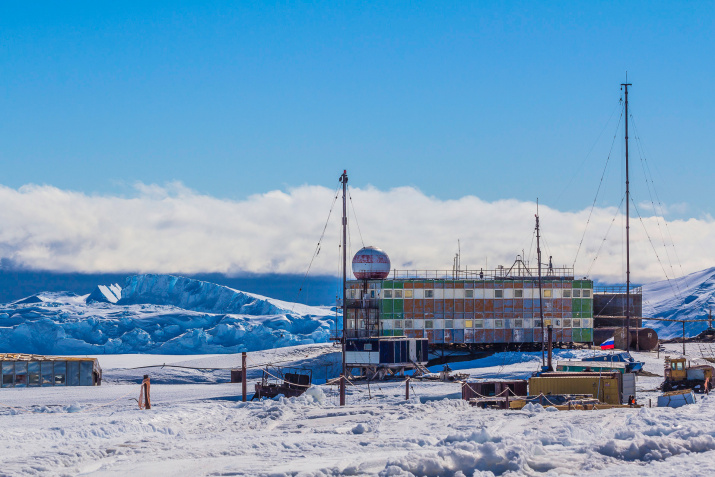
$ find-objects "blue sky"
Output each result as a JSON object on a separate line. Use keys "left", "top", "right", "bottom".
{"left": 1, "top": 2, "right": 713, "bottom": 215}
{"left": 1, "top": 2, "right": 714, "bottom": 284}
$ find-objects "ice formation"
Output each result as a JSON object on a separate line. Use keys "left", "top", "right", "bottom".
{"left": 0, "top": 274, "right": 334, "bottom": 355}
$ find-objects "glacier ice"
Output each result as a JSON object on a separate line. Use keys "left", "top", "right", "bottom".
{"left": 86, "top": 284, "right": 122, "bottom": 304}
{"left": 0, "top": 274, "right": 335, "bottom": 355}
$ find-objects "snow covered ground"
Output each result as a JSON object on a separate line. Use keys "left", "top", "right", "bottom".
{"left": 2, "top": 343, "right": 715, "bottom": 476}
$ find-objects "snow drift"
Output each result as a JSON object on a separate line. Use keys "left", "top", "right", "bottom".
{"left": 0, "top": 275, "right": 334, "bottom": 355}
{"left": 643, "top": 267, "right": 715, "bottom": 339}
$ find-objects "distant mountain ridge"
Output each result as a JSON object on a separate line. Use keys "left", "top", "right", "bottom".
{"left": 0, "top": 274, "right": 334, "bottom": 355}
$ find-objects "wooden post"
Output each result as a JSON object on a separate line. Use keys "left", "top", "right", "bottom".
{"left": 339, "top": 375, "right": 346, "bottom": 406}
{"left": 505, "top": 389, "right": 509, "bottom": 410}
{"left": 547, "top": 326, "right": 553, "bottom": 371}
{"left": 143, "top": 375, "right": 151, "bottom": 410}
{"left": 242, "top": 352, "right": 247, "bottom": 402}
{"left": 405, "top": 378, "right": 410, "bottom": 400}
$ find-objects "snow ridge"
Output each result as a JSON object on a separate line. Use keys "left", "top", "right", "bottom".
{"left": 119, "top": 274, "right": 288, "bottom": 315}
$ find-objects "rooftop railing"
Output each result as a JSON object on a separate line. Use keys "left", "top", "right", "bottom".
{"left": 387, "top": 266, "right": 576, "bottom": 281}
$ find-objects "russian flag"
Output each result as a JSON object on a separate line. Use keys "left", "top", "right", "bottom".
{"left": 600, "top": 337, "right": 615, "bottom": 350}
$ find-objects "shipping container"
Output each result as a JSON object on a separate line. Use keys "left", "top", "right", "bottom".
{"left": 529, "top": 373, "right": 621, "bottom": 404}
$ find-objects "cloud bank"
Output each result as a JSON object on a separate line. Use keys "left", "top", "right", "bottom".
{"left": 0, "top": 182, "right": 712, "bottom": 284}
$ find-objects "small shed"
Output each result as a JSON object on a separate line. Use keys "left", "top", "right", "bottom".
{"left": 1, "top": 354, "right": 102, "bottom": 388}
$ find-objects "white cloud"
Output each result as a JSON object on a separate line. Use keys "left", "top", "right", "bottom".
{"left": 0, "top": 182, "right": 712, "bottom": 284}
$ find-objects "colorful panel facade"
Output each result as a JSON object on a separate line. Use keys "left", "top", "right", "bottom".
{"left": 345, "top": 278, "right": 594, "bottom": 344}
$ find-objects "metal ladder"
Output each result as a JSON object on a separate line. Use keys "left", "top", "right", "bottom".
{"left": 411, "top": 361, "right": 431, "bottom": 377}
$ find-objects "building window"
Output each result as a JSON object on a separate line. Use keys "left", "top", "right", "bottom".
{"left": 573, "top": 289, "right": 581, "bottom": 298}
{"left": 494, "top": 290, "right": 503, "bottom": 298}
{"left": 425, "top": 320, "right": 434, "bottom": 329}
{"left": 563, "top": 319, "right": 572, "bottom": 327}
{"left": 514, "top": 319, "right": 523, "bottom": 328}
{"left": 582, "top": 319, "right": 591, "bottom": 327}
{"left": 445, "top": 320, "right": 453, "bottom": 328}
{"left": 465, "top": 289, "right": 474, "bottom": 298}
{"left": 405, "top": 290, "right": 413, "bottom": 298}
{"left": 394, "top": 320, "right": 402, "bottom": 329}
{"left": 514, "top": 289, "right": 523, "bottom": 298}
{"left": 543, "top": 290, "right": 552, "bottom": 298}
{"left": 573, "top": 319, "right": 582, "bottom": 328}
{"left": 465, "top": 320, "right": 473, "bottom": 328}
{"left": 474, "top": 320, "right": 483, "bottom": 328}
{"left": 582, "top": 290, "right": 591, "bottom": 298}
{"left": 494, "top": 319, "right": 504, "bottom": 328}
{"left": 563, "top": 289, "right": 571, "bottom": 298}
{"left": 384, "top": 290, "right": 392, "bottom": 298}
{"left": 364, "top": 343, "right": 373, "bottom": 351}
{"left": 425, "top": 290, "right": 434, "bottom": 298}
{"left": 404, "top": 320, "right": 413, "bottom": 329}
{"left": 394, "top": 290, "right": 403, "bottom": 298}
{"left": 534, "top": 320, "right": 542, "bottom": 328}
{"left": 370, "top": 290, "right": 376, "bottom": 298}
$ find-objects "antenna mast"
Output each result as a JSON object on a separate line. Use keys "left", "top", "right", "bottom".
{"left": 621, "top": 80, "right": 632, "bottom": 353}
{"left": 340, "top": 170, "right": 348, "bottom": 377}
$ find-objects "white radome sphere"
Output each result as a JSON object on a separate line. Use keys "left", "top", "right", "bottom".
{"left": 352, "top": 246, "right": 391, "bottom": 280}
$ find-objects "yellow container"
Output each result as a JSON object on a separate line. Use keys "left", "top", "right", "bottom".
{"left": 529, "top": 374, "right": 621, "bottom": 405}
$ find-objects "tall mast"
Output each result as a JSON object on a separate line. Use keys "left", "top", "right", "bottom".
{"left": 536, "top": 200, "right": 545, "bottom": 367}
{"left": 622, "top": 81, "right": 632, "bottom": 353}
{"left": 340, "top": 170, "right": 348, "bottom": 377}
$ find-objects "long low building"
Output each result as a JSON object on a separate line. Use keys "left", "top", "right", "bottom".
{"left": 345, "top": 264, "right": 594, "bottom": 346}
{"left": 1, "top": 353, "right": 102, "bottom": 388}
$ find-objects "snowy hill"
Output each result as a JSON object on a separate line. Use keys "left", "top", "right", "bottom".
{"left": 0, "top": 275, "right": 334, "bottom": 355}
{"left": 643, "top": 267, "right": 715, "bottom": 339}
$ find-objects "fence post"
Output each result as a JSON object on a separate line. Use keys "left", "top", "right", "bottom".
{"left": 143, "top": 375, "right": 151, "bottom": 410}
{"left": 242, "top": 352, "right": 247, "bottom": 402}
{"left": 405, "top": 378, "right": 410, "bottom": 400}
{"left": 340, "top": 375, "right": 346, "bottom": 406}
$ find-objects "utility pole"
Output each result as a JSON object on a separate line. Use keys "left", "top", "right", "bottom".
{"left": 536, "top": 200, "right": 545, "bottom": 368}
{"left": 622, "top": 80, "right": 632, "bottom": 353}
{"left": 340, "top": 170, "right": 348, "bottom": 380}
